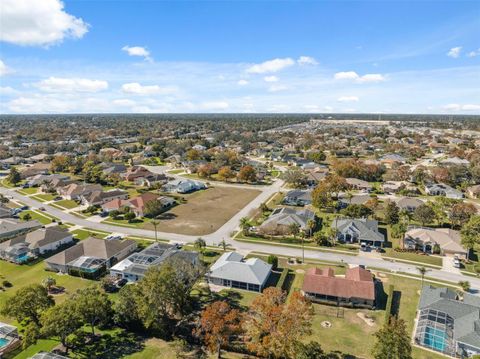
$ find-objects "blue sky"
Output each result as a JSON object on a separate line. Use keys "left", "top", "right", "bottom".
{"left": 0, "top": 0, "right": 479, "bottom": 114}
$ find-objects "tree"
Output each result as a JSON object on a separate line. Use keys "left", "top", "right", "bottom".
{"left": 41, "top": 299, "right": 82, "bottom": 354}
{"left": 312, "top": 182, "right": 333, "bottom": 209}
{"left": 41, "top": 277, "right": 56, "bottom": 293}
{"left": 1, "top": 284, "right": 54, "bottom": 326}
{"left": 151, "top": 220, "right": 160, "bottom": 242}
{"left": 114, "top": 284, "right": 143, "bottom": 331}
{"left": 144, "top": 200, "right": 165, "bottom": 218}
{"left": 306, "top": 219, "right": 316, "bottom": 237}
{"left": 244, "top": 288, "right": 313, "bottom": 358}
{"left": 217, "top": 166, "right": 235, "bottom": 182}
{"left": 384, "top": 200, "right": 400, "bottom": 225}
{"left": 341, "top": 204, "right": 373, "bottom": 219}
{"left": 82, "top": 160, "right": 103, "bottom": 183}
{"left": 372, "top": 317, "right": 412, "bottom": 359}
{"left": 186, "top": 148, "right": 201, "bottom": 161}
{"left": 194, "top": 301, "right": 243, "bottom": 358}
{"left": 307, "top": 151, "right": 326, "bottom": 164}
{"left": 237, "top": 165, "right": 257, "bottom": 183}
{"left": 289, "top": 222, "right": 301, "bottom": 239}
{"left": 391, "top": 222, "right": 407, "bottom": 249}
{"left": 194, "top": 237, "right": 207, "bottom": 259}
{"left": 198, "top": 163, "right": 216, "bottom": 179}
{"left": 72, "top": 286, "right": 113, "bottom": 336}
{"left": 239, "top": 217, "right": 251, "bottom": 235}
{"left": 281, "top": 168, "right": 307, "bottom": 188}
{"left": 217, "top": 239, "right": 231, "bottom": 252}
{"left": 461, "top": 215, "right": 480, "bottom": 256}
{"left": 413, "top": 204, "right": 436, "bottom": 226}
{"left": 459, "top": 280, "right": 471, "bottom": 292}
{"left": 7, "top": 166, "right": 21, "bottom": 185}
{"left": 450, "top": 203, "right": 477, "bottom": 228}
{"left": 124, "top": 211, "right": 136, "bottom": 223}
{"left": 22, "top": 212, "right": 32, "bottom": 221}
{"left": 267, "top": 255, "right": 278, "bottom": 270}
{"left": 296, "top": 341, "right": 338, "bottom": 359}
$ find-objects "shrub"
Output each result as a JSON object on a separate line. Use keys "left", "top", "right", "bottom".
{"left": 267, "top": 255, "right": 278, "bottom": 270}
{"left": 384, "top": 284, "right": 395, "bottom": 324}
{"left": 276, "top": 268, "right": 289, "bottom": 290}
{"left": 2, "top": 280, "right": 12, "bottom": 288}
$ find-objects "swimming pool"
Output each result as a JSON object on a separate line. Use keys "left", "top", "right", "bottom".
{"left": 423, "top": 327, "right": 447, "bottom": 351}
{"left": 0, "top": 337, "right": 10, "bottom": 348}
{"left": 16, "top": 253, "right": 32, "bottom": 263}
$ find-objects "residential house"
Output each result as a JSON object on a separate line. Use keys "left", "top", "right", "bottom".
{"left": 100, "top": 162, "right": 127, "bottom": 177}
{"left": 20, "top": 163, "right": 50, "bottom": 179}
{"left": 206, "top": 252, "right": 271, "bottom": 292}
{"left": 283, "top": 189, "right": 312, "bottom": 206}
{"left": 306, "top": 171, "right": 328, "bottom": 186}
{"left": 440, "top": 157, "right": 470, "bottom": 167}
{"left": 123, "top": 166, "right": 154, "bottom": 182}
{"left": 26, "top": 153, "right": 49, "bottom": 164}
{"left": 80, "top": 189, "right": 128, "bottom": 207}
{"left": 31, "top": 352, "right": 69, "bottom": 359}
{"left": 45, "top": 237, "right": 137, "bottom": 275}
{"left": 27, "top": 174, "right": 69, "bottom": 188}
{"left": 102, "top": 192, "right": 175, "bottom": 217}
{"left": 404, "top": 227, "right": 468, "bottom": 258}
{"left": 181, "top": 160, "right": 208, "bottom": 174}
{"left": 414, "top": 286, "right": 480, "bottom": 357}
{"left": 396, "top": 197, "right": 424, "bottom": 212}
{"left": 333, "top": 218, "right": 385, "bottom": 247}
{"left": 0, "top": 205, "right": 12, "bottom": 219}
{"left": 466, "top": 185, "right": 480, "bottom": 199}
{"left": 134, "top": 173, "right": 168, "bottom": 187}
{"left": 259, "top": 207, "right": 316, "bottom": 235}
{"left": 0, "top": 219, "right": 42, "bottom": 240}
{"left": 57, "top": 183, "right": 103, "bottom": 201}
{"left": 0, "top": 227, "right": 74, "bottom": 264}
{"left": 163, "top": 179, "right": 206, "bottom": 194}
{"left": 302, "top": 266, "right": 376, "bottom": 309}
{"left": 338, "top": 194, "right": 371, "bottom": 208}
{"left": 382, "top": 181, "right": 418, "bottom": 194}
{"left": 110, "top": 242, "right": 199, "bottom": 282}
{"left": 425, "top": 183, "right": 464, "bottom": 199}
{"left": 346, "top": 178, "right": 372, "bottom": 192}
{"left": 381, "top": 153, "right": 407, "bottom": 166}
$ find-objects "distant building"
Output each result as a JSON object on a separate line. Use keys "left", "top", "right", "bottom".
{"left": 332, "top": 218, "right": 384, "bottom": 247}
{"left": 425, "top": 183, "right": 463, "bottom": 199}
{"left": 283, "top": 189, "right": 312, "bottom": 206}
{"left": 404, "top": 227, "right": 468, "bottom": 259}
{"left": 414, "top": 286, "right": 480, "bottom": 357}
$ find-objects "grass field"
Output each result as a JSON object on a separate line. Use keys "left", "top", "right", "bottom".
{"left": 31, "top": 193, "right": 56, "bottom": 202}
{"left": 53, "top": 199, "right": 79, "bottom": 209}
{"left": 0, "top": 260, "right": 94, "bottom": 324}
{"left": 71, "top": 228, "right": 110, "bottom": 240}
{"left": 142, "top": 187, "right": 261, "bottom": 235}
{"left": 16, "top": 187, "right": 38, "bottom": 195}
{"left": 20, "top": 210, "right": 53, "bottom": 225}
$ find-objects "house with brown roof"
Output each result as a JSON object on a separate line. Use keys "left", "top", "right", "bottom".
{"left": 20, "top": 163, "right": 50, "bottom": 179}
{"left": 101, "top": 192, "right": 175, "bottom": 217}
{"left": 404, "top": 227, "right": 468, "bottom": 258}
{"left": 467, "top": 185, "right": 480, "bottom": 199}
{"left": 45, "top": 237, "right": 137, "bottom": 276}
{"left": 57, "top": 183, "right": 103, "bottom": 201}
{"left": 346, "top": 178, "right": 372, "bottom": 192}
{"left": 302, "top": 266, "right": 376, "bottom": 309}
{"left": 123, "top": 166, "right": 154, "bottom": 182}
{"left": 80, "top": 189, "right": 128, "bottom": 207}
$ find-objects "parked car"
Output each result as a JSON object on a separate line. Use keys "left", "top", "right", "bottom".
{"left": 115, "top": 278, "right": 128, "bottom": 288}
{"left": 39, "top": 207, "right": 46, "bottom": 211}
{"left": 453, "top": 255, "right": 461, "bottom": 268}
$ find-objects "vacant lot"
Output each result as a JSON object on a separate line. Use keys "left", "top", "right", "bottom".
{"left": 144, "top": 186, "right": 260, "bottom": 235}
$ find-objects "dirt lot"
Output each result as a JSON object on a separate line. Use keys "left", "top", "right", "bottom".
{"left": 143, "top": 186, "right": 261, "bottom": 235}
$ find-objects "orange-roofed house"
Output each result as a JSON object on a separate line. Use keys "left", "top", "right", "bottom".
{"left": 301, "top": 266, "right": 377, "bottom": 309}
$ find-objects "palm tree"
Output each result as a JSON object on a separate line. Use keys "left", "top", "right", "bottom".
{"left": 42, "top": 276, "right": 56, "bottom": 293}
{"left": 299, "top": 231, "right": 306, "bottom": 263}
{"left": 194, "top": 237, "right": 207, "bottom": 259}
{"left": 151, "top": 220, "right": 160, "bottom": 242}
{"left": 218, "top": 239, "right": 232, "bottom": 252}
{"left": 417, "top": 266, "right": 428, "bottom": 287}
{"left": 289, "top": 223, "right": 300, "bottom": 240}
{"left": 459, "top": 280, "right": 471, "bottom": 293}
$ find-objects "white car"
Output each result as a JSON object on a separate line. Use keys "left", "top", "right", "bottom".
{"left": 453, "top": 256, "right": 461, "bottom": 268}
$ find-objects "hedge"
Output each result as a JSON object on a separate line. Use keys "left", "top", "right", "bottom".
{"left": 276, "top": 268, "right": 289, "bottom": 290}
{"left": 384, "top": 284, "right": 395, "bottom": 324}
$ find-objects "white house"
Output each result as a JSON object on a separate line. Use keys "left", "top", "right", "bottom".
{"left": 206, "top": 252, "right": 272, "bottom": 292}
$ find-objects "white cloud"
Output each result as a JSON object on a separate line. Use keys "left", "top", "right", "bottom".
{"left": 113, "top": 99, "right": 136, "bottom": 107}
{"left": 237, "top": 79, "right": 249, "bottom": 86}
{"left": 121, "top": 82, "right": 176, "bottom": 95}
{"left": 35, "top": 77, "right": 108, "bottom": 92}
{"left": 264, "top": 76, "right": 279, "bottom": 82}
{"left": 467, "top": 48, "right": 480, "bottom": 58}
{"left": 443, "top": 103, "right": 480, "bottom": 111}
{"left": 122, "top": 46, "right": 152, "bottom": 61}
{"left": 0, "top": 60, "right": 12, "bottom": 76}
{"left": 337, "top": 96, "right": 359, "bottom": 102}
{"left": 334, "top": 71, "right": 385, "bottom": 83}
{"left": 200, "top": 101, "right": 229, "bottom": 110}
{"left": 0, "top": 86, "right": 17, "bottom": 95}
{"left": 297, "top": 56, "right": 318, "bottom": 65}
{"left": 461, "top": 104, "right": 480, "bottom": 111}
{"left": 268, "top": 84, "right": 288, "bottom": 92}
{"left": 0, "top": 0, "right": 88, "bottom": 47}
{"left": 447, "top": 46, "right": 462, "bottom": 58}
{"left": 246, "top": 58, "right": 295, "bottom": 74}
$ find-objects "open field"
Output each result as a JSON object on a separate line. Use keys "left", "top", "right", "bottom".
{"left": 143, "top": 186, "right": 260, "bottom": 235}
{"left": 53, "top": 199, "right": 79, "bottom": 209}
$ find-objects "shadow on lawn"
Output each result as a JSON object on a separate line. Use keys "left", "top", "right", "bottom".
{"left": 71, "top": 331, "right": 145, "bottom": 359}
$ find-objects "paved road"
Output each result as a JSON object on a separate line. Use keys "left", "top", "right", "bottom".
{"left": 3, "top": 183, "right": 480, "bottom": 293}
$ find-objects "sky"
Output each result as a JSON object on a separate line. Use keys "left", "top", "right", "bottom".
{"left": 0, "top": 0, "right": 479, "bottom": 114}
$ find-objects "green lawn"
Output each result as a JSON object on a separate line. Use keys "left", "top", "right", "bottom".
{"left": 102, "top": 217, "right": 148, "bottom": 229}
{"left": 53, "top": 199, "right": 79, "bottom": 209}
{"left": 383, "top": 249, "right": 443, "bottom": 267}
{"left": 0, "top": 260, "right": 94, "bottom": 323}
{"left": 70, "top": 228, "right": 109, "bottom": 240}
{"left": 20, "top": 210, "right": 53, "bottom": 225}
{"left": 7, "top": 339, "right": 58, "bottom": 359}
{"left": 167, "top": 169, "right": 184, "bottom": 174}
{"left": 31, "top": 193, "right": 56, "bottom": 202}
{"left": 16, "top": 187, "right": 38, "bottom": 195}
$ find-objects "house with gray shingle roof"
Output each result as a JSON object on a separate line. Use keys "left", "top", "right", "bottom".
{"left": 259, "top": 207, "right": 316, "bottom": 235}
{"left": 333, "top": 218, "right": 384, "bottom": 247}
{"left": 206, "top": 252, "right": 271, "bottom": 292}
{"left": 415, "top": 286, "right": 480, "bottom": 357}
{"left": 0, "top": 219, "right": 42, "bottom": 240}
